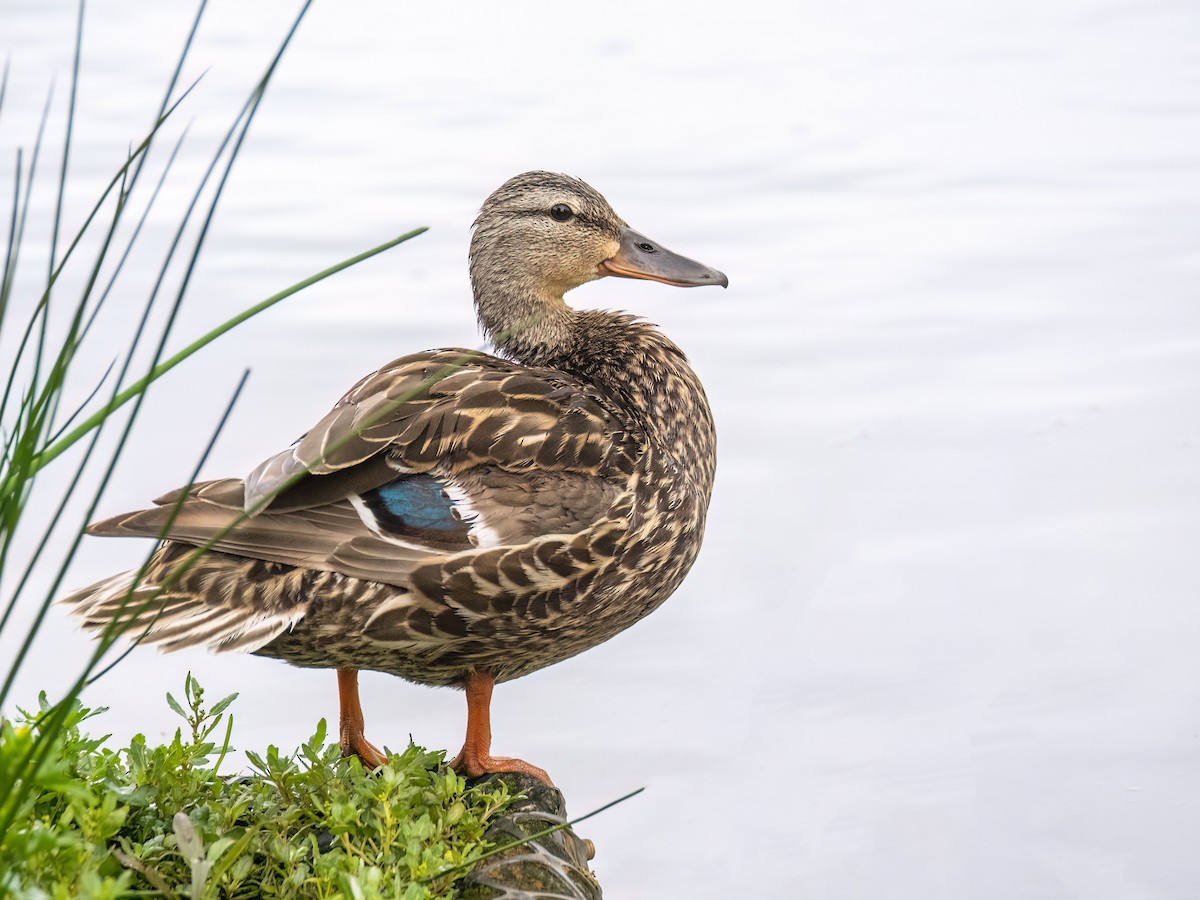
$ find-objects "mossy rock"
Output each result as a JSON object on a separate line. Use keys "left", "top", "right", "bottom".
{"left": 458, "top": 773, "right": 602, "bottom": 900}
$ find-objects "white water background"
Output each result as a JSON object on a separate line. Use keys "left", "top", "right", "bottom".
{"left": 2, "top": 1, "right": 1198, "bottom": 897}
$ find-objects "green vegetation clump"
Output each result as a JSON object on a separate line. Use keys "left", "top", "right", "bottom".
{"left": 0, "top": 675, "right": 513, "bottom": 899}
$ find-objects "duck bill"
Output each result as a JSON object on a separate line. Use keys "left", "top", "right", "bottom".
{"left": 600, "top": 227, "right": 728, "bottom": 288}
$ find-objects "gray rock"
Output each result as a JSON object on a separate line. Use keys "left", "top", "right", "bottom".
{"left": 459, "top": 773, "right": 602, "bottom": 900}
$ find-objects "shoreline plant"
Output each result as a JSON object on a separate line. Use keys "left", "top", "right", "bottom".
{"left": 0, "top": 674, "right": 513, "bottom": 899}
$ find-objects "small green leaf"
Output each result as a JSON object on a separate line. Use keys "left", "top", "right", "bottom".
{"left": 209, "top": 693, "right": 238, "bottom": 718}
{"left": 165, "top": 692, "right": 186, "bottom": 720}
{"left": 206, "top": 826, "right": 258, "bottom": 885}
{"left": 116, "top": 784, "right": 153, "bottom": 807}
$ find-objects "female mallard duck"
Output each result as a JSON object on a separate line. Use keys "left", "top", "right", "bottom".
{"left": 64, "top": 171, "right": 725, "bottom": 784}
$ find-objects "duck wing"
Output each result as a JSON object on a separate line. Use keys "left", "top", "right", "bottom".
{"left": 243, "top": 348, "right": 635, "bottom": 509}
{"left": 85, "top": 349, "right": 639, "bottom": 590}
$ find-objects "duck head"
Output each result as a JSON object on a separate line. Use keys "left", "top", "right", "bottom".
{"left": 469, "top": 171, "right": 726, "bottom": 358}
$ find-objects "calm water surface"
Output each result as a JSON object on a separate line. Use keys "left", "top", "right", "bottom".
{"left": 3, "top": 1, "right": 1199, "bottom": 897}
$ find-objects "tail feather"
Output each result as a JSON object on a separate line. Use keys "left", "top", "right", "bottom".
{"left": 59, "top": 543, "right": 313, "bottom": 655}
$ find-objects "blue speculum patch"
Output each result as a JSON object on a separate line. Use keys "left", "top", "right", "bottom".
{"left": 364, "top": 475, "right": 463, "bottom": 532}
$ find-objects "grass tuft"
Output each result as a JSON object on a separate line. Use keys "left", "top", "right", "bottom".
{"left": 0, "top": 675, "right": 513, "bottom": 899}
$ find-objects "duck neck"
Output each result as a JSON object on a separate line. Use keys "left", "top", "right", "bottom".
{"left": 471, "top": 270, "right": 577, "bottom": 365}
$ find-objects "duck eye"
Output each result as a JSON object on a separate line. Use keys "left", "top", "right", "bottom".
{"left": 549, "top": 204, "right": 574, "bottom": 222}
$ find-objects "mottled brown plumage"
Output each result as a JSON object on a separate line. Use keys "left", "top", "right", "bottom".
{"left": 62, "top": 171, "right": 726, "bottom": 783}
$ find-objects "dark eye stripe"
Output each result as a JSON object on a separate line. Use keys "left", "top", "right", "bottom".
{"left": 509, "top": 209, "right": 621, "bottom": 244}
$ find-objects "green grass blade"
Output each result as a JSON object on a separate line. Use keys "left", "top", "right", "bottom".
{"left": 0, "top": 148, "right": 19, "bottom": 331}
{"left": 0, "top": 179, "right": 136, "bottom": 637}
{"left": 0, "top": 0, "right": 307, "bottom": 645}
{"left": 28, "top": 0, "right": 84, "bottom": 421}
{"left": 0, "top": 0, "right": 328, "bottom": 834}
{"left": 0, "top": 82, "right": 55, "bottom": 399}
{"left": 0, "top": 57, "right": 9, "bottom": 119}
{"left": 24, "top": 226, "right": 426, "bottom": 481}
{"left": 2, "top": 0, "right": 317, "bottom": 680}
{"left": 46, "top": 0, "right": 83, "bottom": 285}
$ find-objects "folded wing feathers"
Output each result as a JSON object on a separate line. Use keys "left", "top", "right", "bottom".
{"left": 88, "top": 483, "right": 433, "bottom": 588}
{"left": 245, "top": 350, "right": 634, "bottom": 511}
{"left": 64, "top": 349, "right": 641, "bottom": 658}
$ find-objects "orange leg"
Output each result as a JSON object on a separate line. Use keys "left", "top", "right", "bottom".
{"left": 337, "top": 668, "right": 388, "bottom": 769}
{"left": 449, "top": 670, "right": 553, "bottom": 785}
